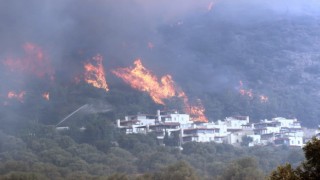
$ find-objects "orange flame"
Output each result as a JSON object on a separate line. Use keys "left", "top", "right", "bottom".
{"left": 112, "top": 59, "right": 208, "bottom": 122}
{"left": 239, "top": 89, "right": 245, "bottom": 95}
{"left": 7, "top": 91, "right": 26, "bottom": 102}
{"left": 260, "top": 95, "right": 268, "bottom": 103}
{"left": 112, "top": 59, "right": 176, "bottom": 105}
{"left": 246, "top": 89, "right": 253, "bottom": 98}
{"left": 239, "top": 81, "right": 253, "bottom": 98}
{"left": 42, "top": 92, "right": 50, "bottom": 101}
{"left": 190, "top": 105, "right": 208, "bottom": 122}
{"left": 84, "top": 54, "right": 109, "bottom": 92}
{"left": 239, "top": 81, "right": 268, "bottom": 103}
{"left": 4, "top": 43, "right": 54, "bottom": 79}
{"left": 180, "top": 93, "right": 208, "bottom": 122}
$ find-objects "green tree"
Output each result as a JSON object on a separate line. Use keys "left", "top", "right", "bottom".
{"left": 220, "top": 157, "right": 265, "bottom": 180}
{"left": 153, "top": 161, "right": 199, "bottom": 180}
{"left": 269, "top": 164, "right": 299, "bottom": 180}
{"left": 0, "top": 172, "right": 43, "bottom": 180}
{"left": 270, "top": 138, "right": 320, "bottom": 179}
{"left": 107, "top": 173, "right": 129, "bottom": 180}
{"left": 241, "top": 136, "right": 253, "bottom": 147}
{"left": 163, "top": 130, "right": 180, "bottom": 147}
{"left": 297, "top": 137, "right": 320, "bottom": 179}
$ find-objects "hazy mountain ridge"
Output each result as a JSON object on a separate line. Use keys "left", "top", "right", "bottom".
{"left": 154, "top": 8, "right": 320, "bottom": 126}
{"left": 1, "top": 0, "right": 320, "bottom": 128}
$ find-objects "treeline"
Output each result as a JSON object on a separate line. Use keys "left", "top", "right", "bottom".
{"left": 0, "top": 119, "right": 305, "bottom": 179}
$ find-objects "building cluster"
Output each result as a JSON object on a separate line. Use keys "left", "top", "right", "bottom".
{"left": 116, "top": 110, "right": 319, "bottom": 147}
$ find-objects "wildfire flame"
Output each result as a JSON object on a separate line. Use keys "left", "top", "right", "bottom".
{"left": 112, "top": 59, "right": 176, "bottom": 105}
{"left": 179, "top": 93, "right": 208, "bottom": 122}
{"left": 189, "top": 105, "right": 207, "bottom": 122}
{"left": 7, "top": 91, "right": 26, "bottom": 102}
{"left": 260, "top": 95, "right": 268, "bottom": 103}
{"left": 112, "top": 59, "right": 208, "bottom": 122}
{"left": 3, "top": 43, "right": 54, "bottom": 79}
{"left": 239, "top": 81, "right": 268, "bottom": 103}
{"left": 239, "top": 81, "right": 253, "bottom": 98}
{"left": 84, "top": 54, "right": 109, "bottom": 92}
{"left": 42, "top": 92, "right": 50, "bottom": 101}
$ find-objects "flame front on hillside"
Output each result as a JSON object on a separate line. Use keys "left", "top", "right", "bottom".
{"left": 178, "top": 92, "right": 208, "bottom": 122}
{"left": 3, "top": 43, "right": 54, "bottom": 80}
{"left": 112, "top": 59, "right": 176, "bottom": 105}
{"left": 239, "top": 81, "right": 268, "bottom": 103}
{"left": 7, "top": 91, "right": 26, "bottom": 102}
{"left": 260, "top": 95, "right": 268, "bottom": 103}
{"left": 112, "top": 59, "right": 208, "bottom": 122}
{"left": 42, "top": 92, "right": 50, "bottom": 101}
{"left": 84, "top": 54, "right": 109, "bottom": 92}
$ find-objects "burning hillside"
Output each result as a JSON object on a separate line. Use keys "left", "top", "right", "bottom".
{"left": 2, "top": 0, "right": 320, "bottom": 127}
{"left": 239, "top": 81, "right": 268, "bottom": 103}
{"left": 84, "top": 54, "right": 109, "bottom": 92}
{"left": 112, "top": 59, "right": 208, "bottom": 122}
{"left": 112, "top": 59, "right": 176, "bottom": 105}
{"left": 3, "top": 43, "right": 54, "bottom": 80}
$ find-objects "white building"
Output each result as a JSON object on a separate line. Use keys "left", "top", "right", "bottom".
{"left": 116, "top": 110, "right": 312, "bottom": 147}
{"left": 254, "top": 120, "right": 281, "bottom": 135}
{"left": 182, "top": 127, "right": 217, "bottom": 143}
{"left": 225, "top": 116, "right": 250, "bottom": 129}
{"left": 116, "top": 113, "right": 156, "bottom": 134}
{"left": 253, "top": 117, "right": 304, "bottom": 147}
{"left": 226, "top": 129, "right": 255, "bottom": 145}
{"left": 160, "top": 111, "right": 192, "bottom": 124}
{"left": 274, "top": 136, "right": 304, "bottom": 147}
{"left": 272, "top": 117, "right": 301, "bottom": 128}
{"left": 116, "top": 110, "right": 193, "bottom": 139}
{"left": 247, "top": 134, "right": 261, "bottom": 146}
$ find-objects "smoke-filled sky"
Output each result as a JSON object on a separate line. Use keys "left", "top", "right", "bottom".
{"left": 1, "top": 0, "right": 320, "bottom": 96}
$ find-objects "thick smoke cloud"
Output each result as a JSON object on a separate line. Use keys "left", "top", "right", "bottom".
{"left": 1, "top": 0, "right": 320, "bottom": 97}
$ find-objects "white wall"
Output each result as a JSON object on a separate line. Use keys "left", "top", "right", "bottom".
{"left": 166, "top": 113, "right": 191, "bottom": 124}
{"left": 288, "top": 136, "right": 303, "bottom": 147}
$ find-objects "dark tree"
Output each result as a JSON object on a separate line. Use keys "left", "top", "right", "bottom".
{"left": 270, "top": 137, "right": 320, "bottom": 180}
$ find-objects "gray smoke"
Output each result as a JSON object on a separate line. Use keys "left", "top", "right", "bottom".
{"left": 1, "top": 0, "right": 320, "bottom": 96}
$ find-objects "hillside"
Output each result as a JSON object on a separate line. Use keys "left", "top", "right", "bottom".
{"left": 1, "top": 0, "right": 320, "bottom": 127}
{"left": 154, "top": 1, "right": 320, "bottom": 126}
{"left": 1, "top": 0, "right": 320, "bottom": 178}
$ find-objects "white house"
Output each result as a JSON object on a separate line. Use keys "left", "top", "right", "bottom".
{"left": 226, "top": 129, "right": 254, "bottom": 145}
{"left": 225, "top": 116, "right": 250, "bottom": 129}
{"left": 274, "top": 136, "right": 304, "bottom": 147}
{"left": 116, "top": 110, "right": 312, "bottom": 148}
{"left": 116, "top": 113, "right": 157, "bottom": 134}
{"left": 247, "top": 134, "right": 261, "bottom": 146}
{"left": 254, "top": 120, "right": 281, "bottom": 135}
{"left": 272, "top": 117, "right": 301, "bottom": 128}
{"left": 182, "top": 127, "right": 217, "bottom": 143}
{"left": 253, "top": 117, "right": 304, "bottom": 147}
